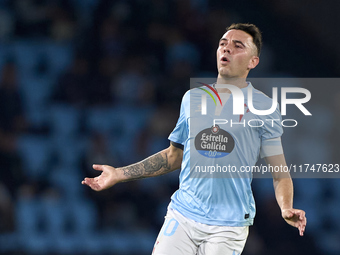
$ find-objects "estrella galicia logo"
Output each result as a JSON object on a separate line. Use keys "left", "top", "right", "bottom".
{"left": 195, "top": 125, "right": 235, "bottom": 158}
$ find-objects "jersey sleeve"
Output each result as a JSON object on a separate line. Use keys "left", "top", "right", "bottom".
{"left": 259, "top": 105, "right": 284, "bottom": 158}
{"left": 259, "top": 105, "right": 283, "bottom": 141}
{"left": 168, "top": 92, "right": 189, "bottom": 145}
{"left": 260, "top": 137, "right": 283, "bottom": 158}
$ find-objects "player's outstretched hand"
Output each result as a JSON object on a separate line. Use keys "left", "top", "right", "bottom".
{"left": 82, "top": 164, "right": 118, "bottom": 191}
{"left": 282, "top": 208, "right": 307, "bottom": 236}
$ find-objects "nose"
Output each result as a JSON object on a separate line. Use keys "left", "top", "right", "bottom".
{"left": 223, "top": 45, "right": 231, "bottom": 54}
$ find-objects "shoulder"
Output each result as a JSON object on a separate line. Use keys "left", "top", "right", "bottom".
{"left": 181, "top": 87, "right": 205, "bottom": 101}
{"left": 186, "top": 87, "right": 205, "bottom": 95}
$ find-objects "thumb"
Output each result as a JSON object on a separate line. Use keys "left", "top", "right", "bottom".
{"left": 282, "top": 209, "right": 294, "bottom": 218}
{"left": 93, "top": 164, "right": 104, "bottom": 171}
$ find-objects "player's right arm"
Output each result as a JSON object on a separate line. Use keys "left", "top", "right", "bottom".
{"left": 81, "top": 142, "right": 183, "bottom": 191}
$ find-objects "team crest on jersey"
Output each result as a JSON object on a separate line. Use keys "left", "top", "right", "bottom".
{"left": 211, "top": 125, "right": 220, "bottom": 134}
{"left": 195, "top": 126, "right": 235, "bottom": 158}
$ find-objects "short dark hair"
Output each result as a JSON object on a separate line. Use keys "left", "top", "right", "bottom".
{"left": 226, "top": 23, "right": 262, "bottom": 56}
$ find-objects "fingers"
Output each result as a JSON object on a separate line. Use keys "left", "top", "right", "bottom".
{"left": 298, "top": 218, "right": 306, "bottom": 236}
{"left": 294, "top": 209, "right": 305, "bottom": 220}
{"left": 282, "top": 208, "right": 307, "bottom": 236}
{"left": 284, "top": 209, "right": 305, "bottom": 220}
{"left": 298, "top": 217, "right": 306, "bottom": 236}
{"left": 93, "top": 164, "right": 104, "bottom": 171}
{"left": 81, "top": 177, "right": 101, "bottom": 191}
{"left": 291, "top": 209, "right": 307, "bottom": 236}
{"left": 81, "top": 165, "right": 108, "bottom": 191}
{"left": 83, "top": 164, "right": 115, "bottom": 191}
{"left": 300, "top": 211, "right": 306, "bottom": 222}
{"left": 81, "top": 177, "right": 92, "bottom": 187}
{"left": 81, "top": 165, "right": 103, "bottom": 187}
{"left": 299, "top": 214, "right": 307, "bottom": 236}
{"left": 294, "top": 210, "right": 307, "bottom": 224}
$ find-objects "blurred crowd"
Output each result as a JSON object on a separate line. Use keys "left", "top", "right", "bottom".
{"left": 0, "top": 0, "right": 339, "bottom": 255}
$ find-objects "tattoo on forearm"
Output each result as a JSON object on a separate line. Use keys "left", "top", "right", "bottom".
{"left": 144, "top": 153, "right": 171, "bottom": 174}
{"left": 122, "top": 152, "right": 172, "bottom": 180}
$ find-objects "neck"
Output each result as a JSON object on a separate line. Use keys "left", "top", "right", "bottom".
{"left": 215, "top": 75, "right": 248, "bottom": 93}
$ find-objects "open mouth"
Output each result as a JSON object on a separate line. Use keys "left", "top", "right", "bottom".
{"left": 220, "top": 56, "right": 229, "bottom": 64}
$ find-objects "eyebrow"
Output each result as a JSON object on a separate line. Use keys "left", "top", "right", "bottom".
{"left": 219, "top": 38, "right": 246, "bottom": 47}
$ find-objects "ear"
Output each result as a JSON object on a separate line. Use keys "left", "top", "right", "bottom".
{"left": 248, "top": 56, "right": 259, "bottom": 70}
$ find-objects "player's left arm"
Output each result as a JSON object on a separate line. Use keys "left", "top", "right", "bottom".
{"left": 265, "top": 154, "right": 307, "bottom": 236}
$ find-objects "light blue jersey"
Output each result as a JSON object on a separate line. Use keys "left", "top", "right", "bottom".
{"left": 168, "top": 83, "right": 283, "bottom": 226}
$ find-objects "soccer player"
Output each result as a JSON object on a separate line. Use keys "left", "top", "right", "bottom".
{"left": 82, "top": 23, "right": 307, "bottom": 255}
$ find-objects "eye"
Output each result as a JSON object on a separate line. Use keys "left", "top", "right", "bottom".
{"left": 235, "top": 45, "right": 241, "bottom": 48}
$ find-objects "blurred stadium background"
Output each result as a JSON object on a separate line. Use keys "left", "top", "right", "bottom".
{"left": 0, "top": 0, "right": 339, "bottom": 254}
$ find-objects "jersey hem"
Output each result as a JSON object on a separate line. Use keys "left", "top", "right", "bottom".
{"left": 169, "top": 201, "right": 254, "bottom": 227}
